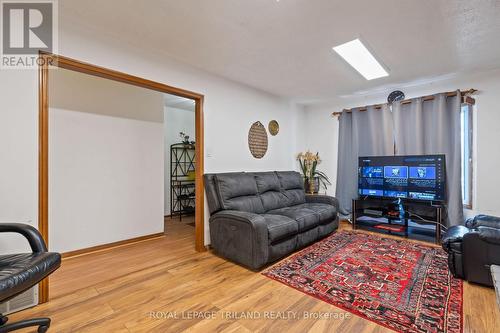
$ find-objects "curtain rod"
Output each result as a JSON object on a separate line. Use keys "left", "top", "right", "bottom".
{"left": 331, "top": 88, "right": 477, "bottom": 117}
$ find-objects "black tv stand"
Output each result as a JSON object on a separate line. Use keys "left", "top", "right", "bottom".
{"left": 352, "top": 197, "right": 445, "bottom": 244}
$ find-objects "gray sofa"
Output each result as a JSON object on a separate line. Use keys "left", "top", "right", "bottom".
{"left": 204, "top": 171, "right": 339, "bottom": 270}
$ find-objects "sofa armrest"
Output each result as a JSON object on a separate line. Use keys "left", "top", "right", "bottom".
{"left": 466, "top": 215, "right": 500, "bottom": 229}
{"left": 209, "top": 210, "right": 269, "bottom": 270}
{"left": 462, "top": 230, "right": 500, "bottom": 285}
{"left": 211, "top": 210, "right": 266, "bottom": 227}
{"left": 0, "top": 223, "right": 47, "bottom": 253}
{"left": 477, "top": 227, "right": 500, "bottom": 245}
{"left": 442, "top": 225, "right": 469, "bottom": 252}
{"left": 305, "top": 195, "right": 339, "bottom": 210}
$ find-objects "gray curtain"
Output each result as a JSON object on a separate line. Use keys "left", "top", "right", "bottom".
{"left": 335, "top": 105, "right": 394, "bottom": 215}
{"left": 392, "top": 92, "right": 463, "bottom": 226}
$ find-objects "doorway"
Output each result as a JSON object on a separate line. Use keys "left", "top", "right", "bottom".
{"left": 164, "top": 94, "right": 197, "bottom": 229}
{"left": 38, "top": 52, "right": 205, "bottom": 303}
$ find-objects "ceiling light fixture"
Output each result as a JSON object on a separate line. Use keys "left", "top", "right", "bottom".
{"left": 332, "top": 38, "right": 389, "bottom": 80}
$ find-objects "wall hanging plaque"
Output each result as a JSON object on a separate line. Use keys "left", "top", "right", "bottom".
{"left": 268, "top": 120, "right": 279, "bottom": 136}
{"left": 248, "top": 121, "right": 268, "bottom": 159}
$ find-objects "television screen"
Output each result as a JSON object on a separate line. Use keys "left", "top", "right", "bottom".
{"left": 358, "top": 155, "right": 446, "bottom": 201}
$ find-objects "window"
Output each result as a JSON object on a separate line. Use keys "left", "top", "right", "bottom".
{"left": 460, "top": 104, "right": 473, "bottom": 208}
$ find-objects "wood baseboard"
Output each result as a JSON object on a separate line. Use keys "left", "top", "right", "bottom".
{"left": 61, "top": 233, "right": 165, "bottom": 259}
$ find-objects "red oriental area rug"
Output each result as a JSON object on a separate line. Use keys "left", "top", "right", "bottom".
{"left": 263, "top": 231, "right": 462, "bottom": 333}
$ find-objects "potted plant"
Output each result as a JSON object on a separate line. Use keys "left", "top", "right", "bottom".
{"left": 179, "top": 132, "right": 195, "bottom": 146}
{"left": 297, "top": 151, "right": 331, "bottom": 194}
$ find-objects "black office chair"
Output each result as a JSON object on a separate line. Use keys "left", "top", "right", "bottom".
{"left": 0, "top": 223, "right": 61, "bottom": 333}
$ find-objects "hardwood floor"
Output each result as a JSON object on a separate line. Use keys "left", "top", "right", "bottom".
{"left": 10, "top": 218, "right": 500, "bottom": 332}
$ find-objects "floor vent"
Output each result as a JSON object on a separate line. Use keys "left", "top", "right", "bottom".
{"left": 0, "top": 286, "right": 38, "bottom": 315}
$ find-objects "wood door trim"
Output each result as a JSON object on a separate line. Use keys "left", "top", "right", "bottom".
{"left": 38, "top": 52, "right": 49, "bottom": 304}
{"left": 37, "top": 52, "right": 206, "bottom": 303}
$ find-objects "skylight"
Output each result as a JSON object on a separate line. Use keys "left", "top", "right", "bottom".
{"left": 333, "top": 39, "right": 389, "bottom": 80}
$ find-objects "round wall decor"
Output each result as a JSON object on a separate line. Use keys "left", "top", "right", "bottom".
{"left": 248, "top": 121, "right": 268, "bottom": 159}
{"left": 388, "top": 90, "right": 405, "bottom": 104}
{"left": 268, "top": 120, "right": 279, "bottom": 136}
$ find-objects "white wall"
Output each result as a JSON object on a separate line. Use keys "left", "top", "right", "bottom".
{"left": 48, "top": 68, "right": 164, "bottom": 253}
{"left": 302, "top": 110, "right": 339, "bottom": 196}
{"left": 304, "top": 69, "right": 500, "bottom": 218}
{"left": 164, "top": 106, "right": 195, "bottom": 216}
{"left": 49, "top": 110, "right": 164, "bottom": 253}
{"left": 0, "top": 70, "right": 39, "bottom": 254}
{"left": 0, "top": 22, "right": 306, "bottom": 250}
{"left": 49, "top": 68, "right": 164, "bottom": 122}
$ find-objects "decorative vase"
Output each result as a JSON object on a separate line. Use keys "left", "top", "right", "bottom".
{"left": 309, "top": 180, "right": 315, "bottom": 194}
{"left": 304, "top": 177, "right": 319, "bottom": 194}
{"left": 304, "top": 178, "right": 310, "bottom": 193}
{"left": 304, "top": 177, "right": 320, "bottom": 194}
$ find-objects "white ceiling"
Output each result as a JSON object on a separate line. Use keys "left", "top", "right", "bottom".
{"left": 59, "top": 0, "right": 500, "bottom": 104}
{"left": 164, "top": 94, "right": 195, "bottom": 112}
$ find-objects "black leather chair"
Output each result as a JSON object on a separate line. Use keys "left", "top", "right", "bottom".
{"left": 442, "top": 215, "right": 500, "bottom": 286}
{"left": 0, "top": 223, "right": 61, "bottom": 332}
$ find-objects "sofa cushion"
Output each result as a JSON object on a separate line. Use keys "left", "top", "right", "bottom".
{"left": 276, "top": 171, "right": 303, "bottom": 189}
{"left": 442, "top": 225, "right": 468, "bottom": 252}
{"left": 283, "top": 189, "right": 306, "bottom": 206}
{"left": 260, "top": 191, "right": 289, "bottom": 212}
{"left": 297, "top": 226, "right": 319, "bottom": 248}
{"left": 318, "top": 221, "right": 337, "bottom": 238}
{"left": 219, "top": 196, "right": 265, "bottom": 214}
{"left": 276, "top": 171, "right": 306, "bottom": 206}
{"left": 267, "top": 206, "right": 319, "bottom": 232}
{"left": 204, "top": 174, "right": 222, "bottom": 214}
{"left": 216, "top": 173, "right": 258, "bottom": 199}
{"left": 297, "top": 203, "right": 337, "bottom": 224}
{"left": 262, "top": 214, "right": 298, "bottom": 243}
{"left": 254, "top": 172, "right": 289, "bottom": 211}
{"left": 254, "top": 172, "right": 281, "bottom": 193}
{"left": 268, "top": 236, "right": 298, "bottom": 262}
{"left": 215, "top": 173, "right": 264, "bottom": 213}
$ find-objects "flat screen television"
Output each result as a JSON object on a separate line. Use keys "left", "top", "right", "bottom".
{"left": 358, "top": 155, "right": 446, "bottom": 202}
